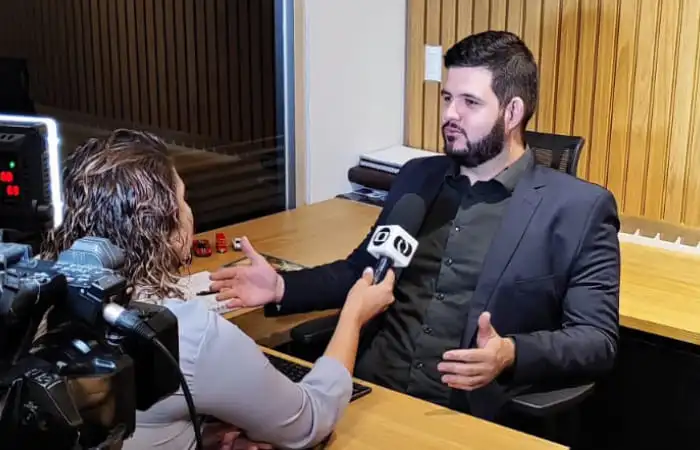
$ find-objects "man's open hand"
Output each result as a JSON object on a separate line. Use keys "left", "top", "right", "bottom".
{"left": 208, "top": 236, "right": 284, "bottom": 307}
{"left": 437, "top": 312, "right": 515, "bottom": 391}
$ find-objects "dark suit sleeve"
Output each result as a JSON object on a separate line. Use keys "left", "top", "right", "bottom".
{"left": 508, "top": 190, "right": 620, "bottom": 385}
{"left": 265, "top": 158, "right": 425, "bottom": 316}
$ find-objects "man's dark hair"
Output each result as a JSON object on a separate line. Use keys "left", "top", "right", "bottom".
{"left": 444, "top": 30, "right": 538, "bottom": 130}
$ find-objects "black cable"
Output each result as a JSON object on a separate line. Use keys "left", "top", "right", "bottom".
{"left": 151, "top": 337, "right": 203, "bottom": 450}
{"left": 103, "top": 304, "right": 204, "bottom": 450}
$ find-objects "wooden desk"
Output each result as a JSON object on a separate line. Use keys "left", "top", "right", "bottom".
{"left": 618, "top": 244, "right": 700, "bottom": 344}
{"left": 189, "top": 199, "right": 377, "bottom": 340}
{"left": 192, "top": 197, "right": 700, "bottom": 346}
{"left": 257, "top": 348, "right": 565, "bottom": 450}
{"left": 191, "top": 199, "right": 374, "bottom": 271}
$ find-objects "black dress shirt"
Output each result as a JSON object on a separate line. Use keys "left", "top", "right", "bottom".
{"left": 354, "top": 150, "right": 534, "bottom": 409}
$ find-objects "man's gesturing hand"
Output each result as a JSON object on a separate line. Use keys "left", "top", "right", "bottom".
{"left": 437, "top": 312, "right": 515, "bottom": 391}
{"left": 208, "top": 236, "right": 284, "bottom": 308}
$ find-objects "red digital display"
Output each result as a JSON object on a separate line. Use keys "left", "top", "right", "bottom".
{"left": 0, "top": 171, "right": 14, "bottom": 183}
{"left": 1, "top": 155, "right": 20, "bottom": 202}
{"left": 5, "top": 185, "right": 19, "bottom": 197}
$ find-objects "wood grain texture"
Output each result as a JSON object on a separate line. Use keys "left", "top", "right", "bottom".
{"left": 405, "top": 0, "right": 700, "bottom": 226}
{"left": 0, "top": 0, "right": 277, "bottom": 152}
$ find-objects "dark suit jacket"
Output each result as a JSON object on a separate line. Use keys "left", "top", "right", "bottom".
{"left": 270, "top": 154, "right": 621, "bottom": 420}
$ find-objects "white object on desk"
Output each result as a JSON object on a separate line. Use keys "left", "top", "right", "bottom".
{"left": 618, "top": 230, "right": 700, "bottom": 256}
{"left": 359, "top": 145, "right": 435, "bottom": 174}
{"left": 179, "top": 271, "right": 239, "bottom": 315}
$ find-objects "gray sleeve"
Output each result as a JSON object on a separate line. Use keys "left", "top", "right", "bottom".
{"left": 189, "top": 310, "right": 353, "bottom": 449}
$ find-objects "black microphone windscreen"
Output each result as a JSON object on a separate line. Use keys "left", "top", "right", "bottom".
{"left": 385, "top": 193, "right": 426, "bottom": 236}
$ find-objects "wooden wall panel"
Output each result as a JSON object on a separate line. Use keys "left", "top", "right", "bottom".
{"left": 423, "top": 2, "right": 442, "bottom": 152}
{"left": 406, "top": 0, "right": 700, "bottom": 226}
{"left": 404, "top": 0, "right": 426, "bottom": 149}
{"left": 0, "top": 0, "right": 277, "bottom": 152}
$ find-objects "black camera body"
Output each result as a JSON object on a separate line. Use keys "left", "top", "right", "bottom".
{"left": 0, "top": 237, "right": 180, "bottom": 449}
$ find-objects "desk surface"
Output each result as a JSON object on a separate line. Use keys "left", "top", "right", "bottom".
{"left": 192, "top": 198, "right": 700, "bottom": 346}
{"left": 190, "top": 199, "right": 377, "bottom": 322}
{"left": 259, "top": 347, "right": 564, "bottom": 450}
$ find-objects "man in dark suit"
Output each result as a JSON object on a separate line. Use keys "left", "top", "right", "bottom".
{"left": 209, "top": 30, "right": 620, "bottom": 423}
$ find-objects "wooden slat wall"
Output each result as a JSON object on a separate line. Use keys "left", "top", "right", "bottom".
{"left": 406, "top": 0, "right": 700, "bottom": 226}
{"left": 0, "top": 0, "right": 277, "bottom": 152}
{"left": 0, "top": 3, "right": 29, "bottom": 58}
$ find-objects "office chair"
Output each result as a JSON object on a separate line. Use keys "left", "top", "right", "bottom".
{"left": 525, "top": 130, "right": 584, "bottom": 176}
{"left": 287, "top": 130, "right": 591, "bottom": 445}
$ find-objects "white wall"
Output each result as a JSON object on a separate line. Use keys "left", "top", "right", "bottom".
{"left": 301, "top": 0, "right": 407, "bottom": 204}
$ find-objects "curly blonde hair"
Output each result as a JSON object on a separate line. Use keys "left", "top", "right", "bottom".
{"left": 42, "top": 129, "right": 187, "bottom": 300}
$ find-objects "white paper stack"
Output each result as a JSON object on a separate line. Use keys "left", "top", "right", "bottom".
{"left": 359, "top": 145, "right": 435, "bottom": 174}
{"left": 179, "top": 270, "right": 238, "bottom": 315}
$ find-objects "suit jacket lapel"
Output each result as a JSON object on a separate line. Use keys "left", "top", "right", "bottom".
{"left": 418, "top": 157, "right": 453, "bottom": 209}
{"left": 462, "top": 166, "right": 546, "bottom": 347}
{"left": 393, "top": 157, "right": 453, "bottom": 282}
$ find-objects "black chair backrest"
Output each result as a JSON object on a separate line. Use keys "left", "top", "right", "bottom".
{"left": 525, "top": 130, "right": 584, "bottom": 177}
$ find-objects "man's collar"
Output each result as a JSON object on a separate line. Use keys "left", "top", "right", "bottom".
{"left": 494, "top": 147, "right": 534, "bottom": 192}
{"left": 445, "top": 147, "right": 535, "bottom": 192}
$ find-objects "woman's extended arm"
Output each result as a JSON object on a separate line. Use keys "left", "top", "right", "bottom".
{"left": 191, "top": 310, "right": 351, "bottom": 449}
{"left": 184, "top": 268, "right": 394, "bottom": 449}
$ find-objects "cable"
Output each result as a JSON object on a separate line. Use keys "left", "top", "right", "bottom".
{"left": 102, "top": 304, "right": 203, "bottom": 450}
{"left": 151, "top": 337, "right": 203, "bottom": 450}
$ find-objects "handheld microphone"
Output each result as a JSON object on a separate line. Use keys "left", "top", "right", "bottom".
{"left": 367, "top": 194, "right": 426, "bottom": 284}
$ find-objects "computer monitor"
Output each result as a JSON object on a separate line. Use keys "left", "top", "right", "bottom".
{"left": 0, "top": 114, "right": 62, "bottom": 249}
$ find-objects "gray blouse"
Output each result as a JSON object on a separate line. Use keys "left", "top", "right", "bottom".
{"left": 122, "top": 299, "right": 352, "bottom": 449}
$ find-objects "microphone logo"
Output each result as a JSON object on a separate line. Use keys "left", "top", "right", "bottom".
{"left": 367, "top": 224, "right": 419, "bottom": 269}
{"left": 371, "top": 226, "right": 391, "bottom": 245}
{"left": 393, "top": 236, "right": 413, "bottom": 257}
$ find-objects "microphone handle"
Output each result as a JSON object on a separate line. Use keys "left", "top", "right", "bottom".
{"left": 373, "top": 257, "right": 392, "bottom": 285}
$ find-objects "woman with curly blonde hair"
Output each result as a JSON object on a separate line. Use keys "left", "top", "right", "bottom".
{"left": 44, "top": 129, "right": 190, "bottom": 300}
{"left": 44, "top": 129, "right": 395, "bottom": 450}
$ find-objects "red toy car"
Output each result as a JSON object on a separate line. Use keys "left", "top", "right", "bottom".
{"left": 215, "top": 233, "right": 227, "bottom": 253}
{"left": 192, "top": 239, "right": 212, "bottom": 257}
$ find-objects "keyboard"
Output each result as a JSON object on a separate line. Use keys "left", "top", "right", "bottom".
{"left": 266, "top": 353, "right": 372, "bottom": 402}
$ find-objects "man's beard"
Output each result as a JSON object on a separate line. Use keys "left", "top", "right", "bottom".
{"left": 442, "top": 115, "right": 506, "bottom": 168}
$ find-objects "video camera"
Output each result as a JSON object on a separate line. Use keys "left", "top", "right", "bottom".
{"left": 0, "top": 236, "right": 181, "bottom": 449}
